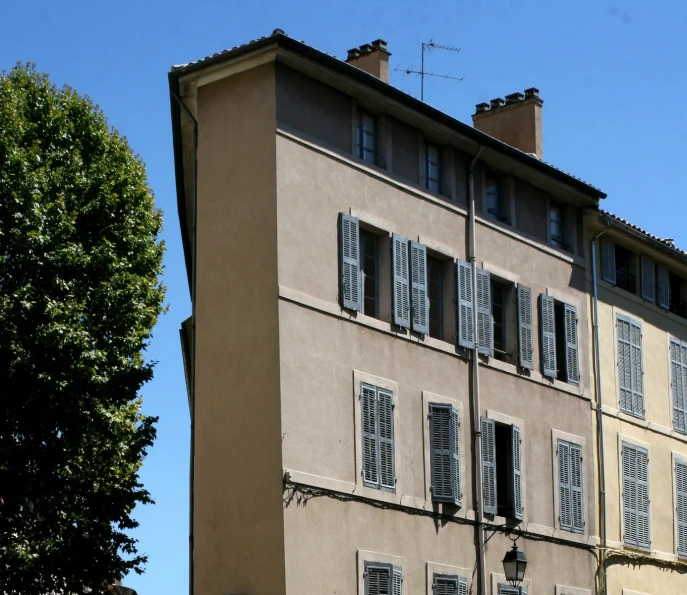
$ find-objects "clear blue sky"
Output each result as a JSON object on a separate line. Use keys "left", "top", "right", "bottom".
{"left": 1, "top": 1, "right": 686, "bottom": 593}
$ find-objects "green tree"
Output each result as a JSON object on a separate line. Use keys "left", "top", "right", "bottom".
{"left": 0, "top": 63, "right": 165, "bottom": 594}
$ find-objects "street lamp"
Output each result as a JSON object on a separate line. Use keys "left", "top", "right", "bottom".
{"left": 502, "top": 542, "right": 527, "bottom": 589}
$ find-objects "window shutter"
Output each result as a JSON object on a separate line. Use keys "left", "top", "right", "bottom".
{"left": 622, "top": 444, "right": 637, "bottom": 546}
{"left": 512, "top": 424, "right": 523, "bottom": 520}
{"left": 571, "top": 443, "right": 585, "bottom": 533}
{"left": 451, "top": 408, "right": 461, "bottom": 506}
{"left": 636, "top": 446, "right": 650, "bottom": 549}
{"left": 558, "top": 440, "right": 572, "bottom": 531}
{"left": 630, "top": 319, "right": 644, "bottom": 417}
{"left": 617, "top": 316, "right": 633, "bottom": 414}
{"left": 392, "top": 566, "right": 402, "bottom": 595}
{"left": 456, "top": 260, "right": 474, "bottom": 349}
{"left": 361, "top": 384, "right": 379, "bottom": 487}
{"left": 339, "top": 213, "right": 361, "bottom": 311}
{"left": 600, "top": 237, "right": 616, "bottom": 284}
{"left": 365, "top": 562, "right": 391, "bottom": 595}
{"left": 409, "top": 241, "right": 429, "bottom": 334}
{"left": 433, "top": 574, "right": 460, "bottom": 595}
{"left": 540, "top": 294, "right": 557, "bottom": 377}
{"left": 623, "top": 442, "right": 650, "bottom": 549}
{"left": 498, "top": 585, "right": 523, "bottom": 595}
{"left": 476, "top": 268, "right": 493, "bottom": 356}
{"left": 517, "top": 284, "right": 534, "bottom": 369}
{"left": 671, "top": 339, "right": 687, "bottom": 433}
{"left": 676, "top": 460, "right": 687, "bottom": 558}
{"left": 564, "top": 304, "right": 579, "bottom": 385}
{"left": 430, "top": 403, "right": 453, "bottom": 503}
{"left": 640, "top": 256, "right": 655, "bottom": 301}
{"left": 378, "top": 389, "right": 396, "bottom": 491}
{"left": 457, "top": 577, "right": 468, "bottom": 595}
{"left": 657, "top": 264, "right": 670, "bottom": 309}
{"left": 481, "top": 417, "right": 497, "bottom": 515}
{"left": 392, "top": 233, "right": 410, "bottom": 328}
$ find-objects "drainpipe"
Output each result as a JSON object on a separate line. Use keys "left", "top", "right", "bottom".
{"left": 171, "top": 90, "right": 198, "bottom": 595}
{"left": 468, "top": 145, "right": 485, "bottom": 595}
{"left": 590, "top": 221, "right": 610, "bottom": 595}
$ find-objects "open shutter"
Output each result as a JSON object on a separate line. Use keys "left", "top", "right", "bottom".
{"left": 641, "top": 256, "right": 655, "bottom": 301}
{"left": 410, "top": 241, "right": 429, "bottom": 334}
{"left": 571, "top": 443, "right": 584, "bottom": 533}
{"left": 636, "top": 446, "right": 650, "bottom": 549}
{"left": 433, "top": 575, "right": 459, "bottom": 595}
{"left": 630, "top": 320, "right": 644, "bottom": 417}
{"left": 392, "top": 566, "right": 402, "bottom": 595}
{"left": 676, "top": 460, "right": 687, "bottom": 558}
{"left": 392, "top": 233, "right": 410, "bottom": 328}
{"left": 512, "top": 424, "right": 523, "bottom": 520}
{"left": 451, "top": 408, "right": 461, "bottom": 506}
{"left": 517, "top": 284, "right": 534, "bottom": 369}
{"left": 456, "top": 260, "right": 474, "bottom": 349}
{"left": 617, "top": 316, "right": 633, "bottom": 414}
{"left": 378, "top": 389, "right": 395, "bottom": 491}
{"left": 361, "top": 384, "right": 379, "bottom": 487}
{"left": 540, "top": 294, "right": 557, "bottom": 377}
{"left": 457, "top": 577, "right": 468, "bottom": 595}
{"left": 670, "top": 339, "right": 687, "bottom": 433}
{"left": 365, "top": 562, "right": 391, "bottom": 595}
{"left": 476, "top": 268, "right": 493, "bottom": 356}
{"left": 481, "top": 417, "right": 497, "bottom": 514}
{"left": 657, "top": 264, "right": 670, "bottom": 309}
{"left": 600, "top": 237, "right": 616, "bottom": 283}
{"left": 558, "top": 440, "right": 572, "bottom": 531}
{"left": 564, "top": 304, "right": 579, "bottom": 384}
{"left": 339, "top": 213, "right": 361, "bottom": 311}
{"left": 430, "top": 403, "right": 453, "bottom": 503}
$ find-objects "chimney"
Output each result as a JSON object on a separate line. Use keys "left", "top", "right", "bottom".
{"left": 471, "top": 87, "right": 544, "bottom": 159}
{"left": 345, "top": 39, "right": 391, "bottom": 83}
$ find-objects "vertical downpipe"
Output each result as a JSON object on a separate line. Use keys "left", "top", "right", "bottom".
{"left": 468, "top": 146, "right": 485, "bottom": 595}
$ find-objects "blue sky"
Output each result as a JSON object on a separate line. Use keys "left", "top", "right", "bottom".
{"left": 1, "top": 1, "right": 686, "bottom": 593}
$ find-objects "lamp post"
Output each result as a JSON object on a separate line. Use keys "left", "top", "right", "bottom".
{"left": 502, "top": 541, "right": 528, "bottom": 594}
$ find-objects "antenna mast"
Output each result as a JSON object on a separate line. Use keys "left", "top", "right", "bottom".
{"left": 396, "top": 39, "right": 464, "bottom": 101}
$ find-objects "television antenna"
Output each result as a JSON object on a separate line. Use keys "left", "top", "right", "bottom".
{"left": 395, "top": 39, "right": 465, "bottom": 101}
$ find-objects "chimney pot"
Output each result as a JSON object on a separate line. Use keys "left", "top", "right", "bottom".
{"left": 272, "top": 28, "right": 285, "bottom": 36}
{"left": 359, "top": 43, "right": 373, "bottom": 54}
{"left": 505, "top": 92, "right": 525, "bottom": 105}
{"left": 371, "top": 39, "right": 388, "bottom": 51}
{"left": 345, "top": 39, "right": 391, "bottom": 83}
{"left": 524, "top": 87, "right": 540, "bottom": 99}
{"left": 490, "top": 98, "right": 505, "bottom": 109}
{"left": 347, "top": 48, "right": 361, "bottom": 60}
{"left": 475, "top": 102, "right": 490, "bottom": 114}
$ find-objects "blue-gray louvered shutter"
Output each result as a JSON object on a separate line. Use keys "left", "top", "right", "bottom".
{"left": 623, "top": 442, "right": 650, "bottom": 549}
{"left": 676, "top": 460, "right": 687, "bottom": 558}
{"left": 617, "top": 316, "right": 633, "bottom": 414}
{"left": 641, "top": 256, "right": 655, "bottom": 301}
{"left": 451, "top": 407, "right": 461, "bottom": 506}
{"left": 512, "top": 424, "right": 523, "bottom": 520}
{"left": 392, "top": 566, "right": 402, "bottom": 595}
{"left": 456, "top": 260, "right": 474, "bottom": 349}
{"left": 481, "top": 417, "right": 497, "bottom": 515}
{"left": 430, "top": 403, "right": 452, "bottom": 503}
{"left": 671, "top": 339, "right": 687, "bottom": 433}
{"left": 361, "top": 384, "right": 378, "bottom": 487}
{"left": 339, "top": 213, "right": 361, "bottom": 311}
{"left": 600, "top": 237, "right": 616, "bottom": 284}
{"left": 410, "top": 241, "right": 429, "bottom": 334}
{"left": 476, "top": 268, "right": 493, "bottom": 356}
{"left": 378, "top": 388, "right": 395, "bottom": 491}
{"left": 558, "top": 440, "right": 572, "bottom": 531}
{"left": 457, "top": 577, "right": 467, "bottom": 595}
{"left": 636, "top": 445, "right": 650, "bottom": 549}
{"left": 392, "top": 233, "right": 410, "bottom": 328}
{"left": 498, "top": 585, "right": 525, "bottom": 595}
{"left": 433, "top": 574, "right": 460, "bottom": 595}
{"left": 571, "top": 442, "right": 584, "bottom": 533}
{"left": 564, "top": 304, "right": 579, "bottom": 385}
{"left": 630, "top": 319, "right": 644, "bottom": 417}
{"left": 657, "top": 264, "right": 670, "bottom": 309}
{"left": 365, "top": 562, "right": 391, "bottom": 595}
{"left": 517, "top": 284, "right": 533, "bottom": 369}
{"left": 540, "top": 294, "right": 557, "bottom": 377}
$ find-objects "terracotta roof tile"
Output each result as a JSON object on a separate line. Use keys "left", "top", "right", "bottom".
{"left": 600, "top": 209, "right": 686, "bottom": 257}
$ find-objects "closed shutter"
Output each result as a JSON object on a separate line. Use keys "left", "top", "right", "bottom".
{"left": 430, "top": 403, "right": 452, "bottom": 502}
{"left": 498, "top": 585, "right": 524, "bottom": 595}
{"left": 477, "top": 268, "right": 493, "bottom": 356}
{"left": 676, "top": 460, "right": 687, "bottom": 558}
{"left": 392, "top": 233, "right": 410, "bottom": 327}
{"left": 481, "top": 417, "right": 497, "bottom": 514}
{"left": 571, "top": 442, "right": 585, "bottom": 533}
{"left": 378, "top": 389, "right": 395, "bottom": 491}
{"left": 361, "top": 384, "right": 379, "bottom": 487}
{"left": 365, "top": 562, "right": 391, "bottom": 595}
{"left": 630, "top": 320, "right": 644, "bottom": 417}
{"left": 623, "top": 442, "right": 650, "bottom": 549}
{"left": 392, "top": 566, "right": 402, "bottom": 595}
{"left": 558, "top": 440, "right": 572, "bottom": 531}
{"left": 512, "top": 424, "right": 523, "bottom": 520}
{"left": 657, "top": 264, "right": 670, "bottom": 309}
{"left": 564, "top": 304, "right": 579, "bottom": 384}
{"left": 636, "top": 446, "right": 650, "bottom": 549}
{"left": 670, "top": 339, "right": 687, "bottom": 433}
{"left": 617, "top": 315, "right": 644, "bottom": 417}
{"left": 641, "top": 256, "right": 655, "bottom": 301}
{"left": 517, "top": 284, "right": 534, "bottom": 369}
{"left": 410, "top": 241, "right": 429, "bottom": 334}
{"left": 456, "top": 260, "right": 474, "bottom": 349}
{"left": 451, "top": 407, "right": 461, "bottom": 506}
{"left": 600, "top": 237, "right": 616, "bottom": 284}
{"left": 433, "top": 574, "right": 459, "bottom": 595}
{"left": 339, "top": 213, "right": 361, "bottom": 311}
{"left": 540, "top": 294, "right": 557, "bottom": 377}
{"left": 457, "top": 577, "right": 467, "bottom": 595}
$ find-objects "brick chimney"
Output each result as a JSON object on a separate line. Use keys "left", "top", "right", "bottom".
{"left": 472, "top": 88, "right": 544, "bottom": 159}
{"left": 346, "top": 39, "right": 391, "bottom": 83}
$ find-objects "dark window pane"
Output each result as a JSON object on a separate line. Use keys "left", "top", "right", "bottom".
{"left": 554, "top": 302, "right": 566, "bottom": 382}
{"left": 357, "top": 111, "right": 376, "bottom": 164}
{"left": 495, "top": 422, "right": 513, "bottom": 518}
{"left": 615, "top": 245, "right": 636, "bottom": 294}
{"left": 428, "top": 257, "right": 443, "bottom": 339}
{"left": 360, "top": 230, "right": 378, "bottom": 318}
{"left": 550, "top": 205, "right": 564, "bottom": 248}
{"left": 486, "top": 178, "right": 506, "bottom": 222}
{"left": 425, "top": 143, "right": 441, "bottom": 192}
{"left": 492, "top": 282, "right": 506, "bottom": 361}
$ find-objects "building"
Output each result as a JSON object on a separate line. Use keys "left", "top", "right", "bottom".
{"left": 586, "top": 210, "right": 687, "bottom": 594}
{"left": 170, "top": 31, "right": 607, "bottom": 595}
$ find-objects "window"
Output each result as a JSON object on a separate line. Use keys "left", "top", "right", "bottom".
{"left": 557, "top": 439, "right": 584, "bottom": 533}
{"left": 498, "top": 585, "right": 527, "bottom": 595}
{"left": 365, "top": 561, "right": 402, "bottom": 595}
{"left": 391, "top": 233, "right": 429, "bottom": 333}
{"left": 357, "top": 110, "right": 376, "bottom": 164}
{"left": 670, "top": 338, "right": 687, "bottom": 434}
{"left": 361, "top": 383, "right": 395, "bottom": 492}
{"left": 429, "top": 403, "right": 461, "bottom": 506}
{"left": 669, "top": 272, "right": 687, "bottom": 318}
{"left": 539, "top": 295, "right": 579, "bottom": 384}
{"left": 486, "top": 177, "right": 506, "bottom": 223}
{"left": 657, "top": 263, "right": 670, "bottom": 309}
{"left": 676, "top": 459, "right": 687, "bottom": 558}
{"left": 600, "top": 238, "right": 637, "bottom": 294}
{"left": 428, "top": 256, "right": 443, "bottom": 340}
{"left": 361, "top": 229, "right": 379, "bottom": 318}
{"left": 481, "top": 417, "right": 523, "bottom": 519}
{"left": 491, "top": 281, "right": 506, "bottom": 361}
{"left": 433, "top": 574, "right": 467, "bottom": 595}
{"left": 550, "top": 203, "right": 564, "bottom": 249}
{"left": 640, "top": 256, "right": 655, "bottom": 301}
{"left": 621, "top": 441, "right": 650, "bottom": 549}
{"left": 424, "top": 143, "right": 441, "bottom": 193}
{"left": 617, "top": 315, "right": 644, "bottom": 418}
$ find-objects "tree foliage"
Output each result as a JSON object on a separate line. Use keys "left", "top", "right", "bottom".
{"left": 0, "top": 63, "right": 165, "bottom": 594}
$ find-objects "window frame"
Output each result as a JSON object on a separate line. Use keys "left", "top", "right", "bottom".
{"left": 426, "top": 562, "right": 471, "bottom": 595}
{"left": 427, "top": 255, "right": 444, "bottom": 340}
{"left": 356, "top": 109, "right": 377, "bottom": 165}
{"left": 552, "top": 430, "right": 587, "bottom": 535}
{"left": 360, "top": 228, "right": 380, "bottom": 319}
{"left": 424, "top": 141, "right": 441, "bottom": 193}
{"left": 549, "top": 202, "right": 564, "bottom": 249}
{"left": 618, "top": 436, "right": 651, "bottom": 551}
{"left": 358, "top": 550, "right": 405, "bottom": 595}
